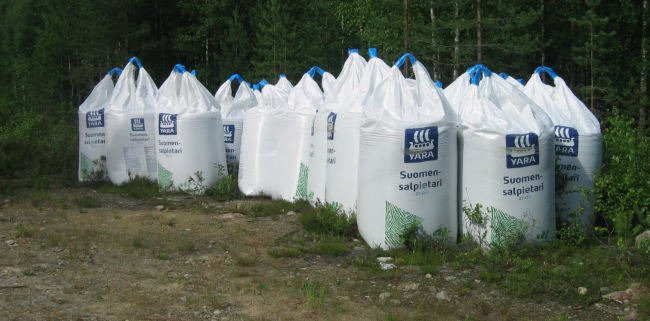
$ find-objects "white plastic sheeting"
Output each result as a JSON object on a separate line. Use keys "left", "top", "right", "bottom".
{"left": 154, "top": 64, "right": 228, "bottom": 192}
{"left": 220, "top": 75, "right": 258, "bottom": 172}
{"left": 459, "top": 67, "right": 556, "bottom": 247}
{"left": 105, "top": 58, "right": 159, "bottom": 184}
{"left": 238, "top": 83, "right": 288, "bottom": 196}
{"left": 524, "top": 67, "right": 602, "bottom": 228}
{"left": 78, "top": 68, "right": 120, "bottom": 181}
{"left": 325, "top": 48, "right": 389, "bottom": 213}
{"left": 273, "top": 70, "right": 324, "bottom": 201}
{"left": 308, "top": 49, "right": 367, "bottom": 206}
{"left": 357, "top": 54, "right": 460, "bottom": 250}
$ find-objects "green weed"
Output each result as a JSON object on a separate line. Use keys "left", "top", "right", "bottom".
{"left": 235, "top": 255, "right": 257, "bottom": 267}
{"left": 75, "top": 196, "right": 98, "bottom": 209}
{"left": 303, "top": 279, "right": 327, "bottom": 308}
{"left": 14, "top": 224, "right": 36, "bottom": 238}
{"left": 309, "top": 242, "right": 349, "bottom": 256}
{"left": 177, "top": 242, "right": 197, "bottom": 253}
{"left": 267, "top": 248, "right": 304, "bottom": 258}
{"left": 205, "top": 174, "right": 244, "bottom": 201}
{"left": 298, "top": 202, "right": 358, "bottom": 237}
{"left": 98, "top": 175, "right": 160, "bottom": 199}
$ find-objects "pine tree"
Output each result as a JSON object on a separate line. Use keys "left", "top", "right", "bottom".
{"left": 251, "top": 0, "right": 299, "bottom": 80}
{"left": 218, "top": 8, "right": 252, "bottom": 81}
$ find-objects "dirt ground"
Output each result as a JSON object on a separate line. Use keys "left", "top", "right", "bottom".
{"left": 0, "top": 187, "right": 642, "bottom": 320}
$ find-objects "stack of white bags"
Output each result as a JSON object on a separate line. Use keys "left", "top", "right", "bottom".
{"left": 78, "top": 52, "right": 602, "bottom": 249}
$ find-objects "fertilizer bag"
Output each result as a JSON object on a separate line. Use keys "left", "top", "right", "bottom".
{"left": 222, "top": 76, "right": 258, "bottom": 173}
{"left": 78, "top": 67, "right": 121, "bottom": 181}
{"left": 443, "top": 64, "right": 485, "bottom": 112}
{"left": 155, "top": 65, "right": 228, "bottom": 192}
{"left": 524, "top": 67, "right": 602, "bottom": 228}
{"left": 357, "top": 54, "right": 460, "bottom": 250}
{"left": 105, "top": 57, "right": 159, "bottom": 184}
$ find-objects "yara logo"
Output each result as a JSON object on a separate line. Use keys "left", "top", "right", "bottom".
{"left": 86, "top": 109, "right": 104, "bottom": 128}
{"left": 223, "top": 124, "right": 235, "bottom": 143}
{"left": 131, "top": 118, "right": 145, "bottom": 131}
{"left": 158, "top": 113, "right": 177, "bottom": 135}
{"left": 404, "top": 126, "right": 438, "bottom": 163}
{"left": 554, "top": 126, "right": 579, "bottom": 157}
{"left": 506, "top": 133, "right": 539, "bottom": 168}
{"left": 327, "top": 112, "right": 337, "bottom": 140}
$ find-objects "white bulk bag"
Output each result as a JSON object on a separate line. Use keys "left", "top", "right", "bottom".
{"left": 308, "top": 49, "right": 367, "bottom": 205}
{"left": 358, "top": 54, "right": 460, "bottom": 250}
{"left": 78, "top": 68, "right": 120, "bottom": 181}
{"left": 155, "top": 64, "right": 228, "bottom": 192}
{"left": 443, "top": 64, "right": 485, "bottom": 112}
{"left": 276, "top": 74, "right": 294, "bottom": 95}
{"left": 222, "top": 77, "right": 257, "bottom": 173}
{"left": 322, "top": 71, "right": 336, "bottom": 97}
{"left": 238, "top": 83, "right": 288, "bottom": 196}
{"left": 274, "top": 72, "right": 324, "bottom": 201}
{"left": 499, "top": 72, "right": 525, "bottom": 91}
{"left": 215, "top": 74, "right": 245, "bottom": 118}
{"left": 460, "top": 67, "right": 555, "bottom": 247}
{"left": 326, "top": 48, "right": 389, "bottom": 213}
{"left": 525, "top": 67, "right": 602, "bottom": 228}
{"left": 105, "top": 58, "right": 159, "bottom": 184}
{"left": 252, "top": 82, "right": 264, "bottom": 103}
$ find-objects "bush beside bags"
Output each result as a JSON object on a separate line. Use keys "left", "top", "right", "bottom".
{"left": 357, "top": 54, "right": 460, "bottom": 250}
{"left": 273, "top": 70, "right": 324, "bottom": 201}
{"left": 221, "top": 75, "right": 257, "bottom": 174}
{"left": 78, "top": 68, "right": 121, "bottom": 181}
{"left": 238, "top": 83, "right": 288, "bottom": 196}
{"left": 459, "top": 67, "right": 555, "bottom": 247}
{"left": 105, "top": 57, "right": 159, "bottom": 184}
{"left": 524, "top": 67, "right": 602, "bottom": 228}
{"left": 154, "top": 65, "right": 228, "bottom": 192}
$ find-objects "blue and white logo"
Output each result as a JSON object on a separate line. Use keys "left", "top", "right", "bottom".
{"left": 223, "top": 124, "right": 235, "bottom": 143}
{"left": 506, "top": 133, "right": 539, "bottom": 168}
{"left": 86, "top": 109, "right": 104, "bottom": 128}
{"left": 326, "top": 112, "right": 337, "bottom": 140}
{"left": 158, "top": 113, "right": 177, "bottom": 135}
{"left": 131, "top": 118, "right": 145, "bottom": 131}
{"left": 404, "top": 126, "right": 438, "bottom": 163}
{"left": 554, "top": 126, "right": 579, "bottom": 156}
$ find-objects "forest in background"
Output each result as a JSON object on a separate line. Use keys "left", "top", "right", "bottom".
{"left": 0, "top": 0, "right": 647, "bottom": 178}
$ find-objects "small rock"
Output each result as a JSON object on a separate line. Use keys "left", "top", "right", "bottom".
{"left": 377, "top": 257, "right": 394, "bottom": 263}
{"left": 436, "top": 291, "right": 449, "bottom": 300}
{"left": 216, "top": 213, "right": 245, "bottom": 220}
{"left": 353, "top": 246, "right": 364, "bottom": 252}
{"left": 5, "top": 240, "right": 15, "bottom": 245}
{"left": 390, "top": 299, "right": 401, "bottom": 304}
{"left": 155, "top": 205, "right": 165, "bottom": 211}
{"left": 212, "top": 310, "right": 222, "bottom": 315}
{"left": 380, "top": 263, "right": 397, "bottom": 270}
{"left": 379, "top": 292, "right": 391, "bottom": 300}
{"left": 604, "top": 289, "right": 633, "bottom": 302}
{"left": 425, "top": 274, "right": 432, "bottom": 279}
{"left": 621, "top": 311, "right": 638, "bottom": 321}
{"left": 635, "top": 230, "right": 650, "bottom": 247}
{"left": 444, "top": 276, "right": 456, "bottom": 282}
{"left": 286, "top": 211, "right": 296, "bottom": 216}
{"left": 553, "top": 265, "right": 572, "bottom": 274}
{"left": 600, "top": 287, "right": 611, "bottom": 294}
{"left": 578, "top": 287, "right": 587, "bottom": 295}
{"left": 353, "top": 238, "right": 360, "bottom": 242}
{"left": 403, "top": 283, "right": 419, "bottom": 291}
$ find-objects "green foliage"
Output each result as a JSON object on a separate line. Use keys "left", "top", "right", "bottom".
{"left": 267, "top": 247, "right": 304, "bottom": 258}
{"left": 596, "top": 110, "right": 650, "bottom": 237}
{"left": 75, "top": 197, "right": 98, "bottom": 209}
{"left": 302, "top": 279, "right": 327, "bottom": 309}
{"left": 98, "top": 176, "right": 160, "bottom": 199}
{"left": 234, "top": 255, "right": 258, "bottom": 267}
{"left": 399, "top": 221, "right": 422, "bottom": 252}
{"left": 309, "top": 242, "right": 350, "bottom": 257}
{"left": 297, "top": 202, "right": 358, "bottom": 238}
{"left": 246, "top": 199, "right": 312, "bottom": 217}
{"left": 14, "top": 224, "right": 35, "bottom": 238}
{"left": 204, "top": 174, "right": 244, "bottom": 201}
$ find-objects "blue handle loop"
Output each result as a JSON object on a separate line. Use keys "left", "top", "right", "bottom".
{"left": 246, "top": 82, "right": 252, "bottom": 88}
{"left": 394, "top": 53, "right": 417, "bottom": 68}
{"left": 258, "top": 79, "right": 269, "bottom": 88}
{"left": 535, "top": 66, "right": 558, "bottom": 79}
{"left": 499, "top": 72, "right": 509, "bottom": 79}
{"left": 191, "top": 70, "right": 196, "bottom": 76}
{"left": 109, "top": 68, "right": 122, "bottom": 77}
{"left": 253, "top": 84, "right": 259, "bottom": 91}
{"left": 307, "top": 66, "right": 325, "bottom": 78}
{"left": 470, "top": 67, "right": 493, "bottom": 85}
{"left": 517, "top": 79, "right": 525, "bottom": 85}
{"left": 278, "top": 74, "right": 286, "bottom": 79}
{"left": 128, "top": 57, "right": 143, "bottom": 69}
{"left": 435, "top": 80, "right": 443, "bottom": 88}
{"left": 229, "top": 74, "right": 244, "bottom": 83}
{"left": 368, "top": 48, "right": 378, "bottom": 59}
{"left": 348, "top": 48, "right": 359, "bottom": 55}
{"left": 173, "top": 64, "right": 186, "bottom": 73}
{"left": 466, "top": 64, "right": 486, "bottom": 74}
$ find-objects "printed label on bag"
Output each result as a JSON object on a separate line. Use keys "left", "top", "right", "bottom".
{"left": 223, "top": 125, "right": 235, "bottom": 143}
{"left": 131, "top": 118, "right": 145, "bottom": 131}
{"left": 86, "top": 109, "right": 104, "bottom": 128}
{"left": 158, "top": 114, "right": 177, "bottom": 135}
{"left": 404, "top": 126, "right": 438, "bottom": 163}
{"left": 327, "top": 113, "right": 337, "bottom": 140}
{"left": 554, "top": 126, "right": 578, "bottom": 156}
{"left": 506, "top": 133, "right": 539, "bottom": 168}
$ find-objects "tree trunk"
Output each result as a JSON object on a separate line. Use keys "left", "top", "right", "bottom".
{"left": 403, "top": 0, "right": 409, "bottom": 77}
{"left": 477, "top": 0, "right": 482, "bottom": 64}
{"left": 430, "top": 0, "right": 439, "bottom": 80}
{"left": 641, "top": 0, "right": 648, "bottom": 131}
{"left": 590, "top": 22, "right": 595, "bottom": 113}
{"left": 453, "top": 0, "right": 460, "bottom": 79}
{"left": 541, "top": 0, "right": 545, "bottom": 67}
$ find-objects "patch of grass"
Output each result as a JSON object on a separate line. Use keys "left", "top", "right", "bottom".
{"left": 204, "top": 174, "right": 244, "bottom": 201}
{"left": 75, "top": 196, "right": 98, "bottom": 209}
{"left": 235, "top": 255, "right": 257, "bottom": 267}
{"left": 419, "top": 265, "right": 438, "bottom": 275}
{"left": 22, "top": 269, "right": 36, "bottom": 276}
{"left": 30, "top": 190, "right": 52, "bottom": 207}
{"left": 155, "top": 252, "right": 169, "bottom": 260}
{"left": 177, "top": 242, "right": 197, "bottom": 253}
{"left": 303, "top": 279, "right": 327, "bottom": 308}
{"left": 309, "top": 242, "right": 349, "bottom": 257}
{"left": 98, "top": 175, "right": 160, "bottom": 199}
{"left": 267, "top": 248, "right": 304, "bottom": 258}
{"left": 14, "top": 224, "right": 36, "bottom": 238}
{"left": 132, "top": 238, "right": 143, "bottom": 247}
{"left": 247, "top": 199, "right": 313, "bottom": 218}
{"left": 353, "top": 256, "right": 379, "bottom": 269}
{"left": 298, "top": 202, "right": 358, "bottom": 237}
{"left": 478, "top": 271, "right": 502, "bottom": 283}
{"left": 234, "top": 271, "right": 253, "bottom": 278}
{"left": 47, "top": 233, "right": 61, "bottom": 247}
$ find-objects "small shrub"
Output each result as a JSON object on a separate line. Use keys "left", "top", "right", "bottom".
{"left": 205, "top": 174, "right": 244, "bottom": 201}
{"left": 298, "top": 202, "right": 358, "bottom": 237}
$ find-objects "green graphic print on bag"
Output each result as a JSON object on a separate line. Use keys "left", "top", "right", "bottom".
{"left": 157, "top": 162, "right": 173, "bottom": 190}
{"left": 295, "top": 162, "right": 309, "bottom": 199}
{"left": 490, "top": 207, "right": 529, "bottom": 247}
{"left": 385, "top": 201, "right": 424, "bottom": 247}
